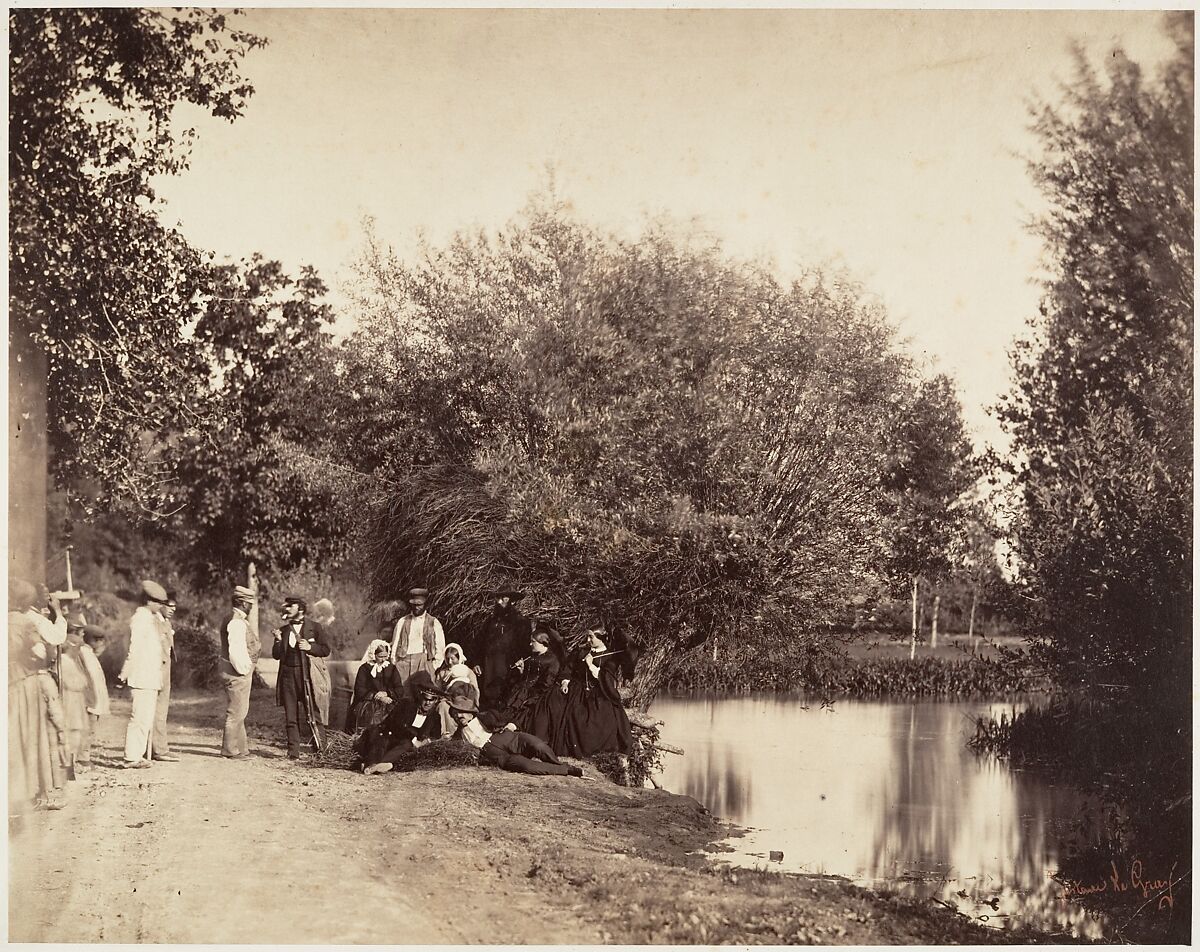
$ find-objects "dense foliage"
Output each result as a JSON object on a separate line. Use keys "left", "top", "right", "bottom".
{"left": 669, "top": 650, "right": 1038, "bottom": 697}
{"left": 9, "top": 9, "right": 265, "bottom": 513}
{"left": 996, "top": 17, "right": 1193, "bottom": 699}
{"left": 327, "top": 201, "right": 981, "bottom": 702}
{"left": 172, "top": 257, "right": 347, "bottom": 582}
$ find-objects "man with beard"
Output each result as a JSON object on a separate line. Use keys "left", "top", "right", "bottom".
{"left": 387, "top": 587, "right": 445, "bottom": 691}
{"left": 473, "top": 589, "right": 530, "bottom": 706}
{"left": 271, "top": 596, "right": 331, "bottom": 758}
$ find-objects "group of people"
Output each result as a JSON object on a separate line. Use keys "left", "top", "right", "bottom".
{"left": 8, "top": 576, "right": 173, "bottom": 811}
{"left": 344, "top": 587, "right": 635, "bottom": 778}
{"left": 9, "top": 575, "right": 636, "bottom": 809}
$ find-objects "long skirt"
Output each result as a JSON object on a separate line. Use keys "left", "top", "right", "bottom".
{"left": 561, "top": 682, "right": 632, "bottom": 757}
{"left": 61, "top": 686, "right": 90, "bottom": 760}
{"left": 9, "top": 675, "right": 66, "bottom": 806}
{"left": 527, "top": 685, "right": 572, "bottom": 754}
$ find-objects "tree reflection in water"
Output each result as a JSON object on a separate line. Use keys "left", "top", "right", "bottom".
{"left": 653, "top": 694, "right": 1109, "bottom": 939}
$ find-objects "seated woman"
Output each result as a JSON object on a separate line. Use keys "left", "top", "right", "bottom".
{"left": 434, "top": 642, "right": 480, "bottom": 738}
{"left": 346, "top": 639, "right": 406, "bottom": 732}
{"left": 557, "top": 625, "right": 633, "bottom": 757}
{"left": 501, "top": 624, "right": 566, "bottom": 735}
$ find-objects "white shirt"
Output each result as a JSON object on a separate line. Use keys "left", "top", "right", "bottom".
{"left": 120, "top": 605, "right": 164, "bottom": 690}
{"left": 226, "top": 609, "right": 253, "bottom": 676}
{"left": 25, "top": 609, "right": 66, "bottom": 660}
{"left": 390, "top": 614, "right": 445, "bottom": 664}
{"left": 461, "top": 717, "right": 493, "bottom": 749}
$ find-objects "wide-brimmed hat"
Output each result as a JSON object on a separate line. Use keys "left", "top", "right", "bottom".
{"left": 488, "top": 588, "right": 525, "bottom": 601}
{"left": 408, "top": 669, "right": 442, "bottom": 698}
{"left": 141, "top": 580, "right": 168, "bottom": 603}
{"left": 447, "top": 693, "right": 479, "bottom": 714}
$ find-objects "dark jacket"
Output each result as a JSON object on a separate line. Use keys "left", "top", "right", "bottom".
{"left": 352, "top": 660, "right": 405, "bottom": 707}
{"left": 474, "top": 606, "right": 531, "bottom": 702}
{"left": 271, "top": 618, "right": 331, "bottom": 706}
{"left": 356, "top": 697, "right": 441, "bottom": 767}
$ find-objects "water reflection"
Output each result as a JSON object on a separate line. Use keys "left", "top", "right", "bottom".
{"left": 652, "top": 694, "right": 1108, "bottom": 940}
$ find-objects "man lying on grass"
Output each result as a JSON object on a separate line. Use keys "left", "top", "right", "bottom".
{"left": 446, "top": 688, "right": 586, "bottom": 779}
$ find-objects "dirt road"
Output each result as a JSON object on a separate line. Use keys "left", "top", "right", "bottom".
{"left": 8, "top": 691, "right": 590, "bottom": 943}
{"left": 9, "top": 689, "right": 1038, "bottom": 944}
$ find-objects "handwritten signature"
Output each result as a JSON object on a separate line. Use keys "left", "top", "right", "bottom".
{"left": 1057, "top": 860, "right": 1182, "bottom": 912}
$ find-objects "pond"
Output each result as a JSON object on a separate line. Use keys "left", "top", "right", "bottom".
{"left": 650, "top": 693, "right": 1108, "bottom": 940}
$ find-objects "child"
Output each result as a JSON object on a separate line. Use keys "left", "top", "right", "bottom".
{"left": 59, "top": 616, "right": 93, "bottom": 772}
{"left": 79, "top": 627, "right": 111, "bottom": 768}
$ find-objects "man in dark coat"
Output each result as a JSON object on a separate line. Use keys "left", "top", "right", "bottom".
{"left": 473, "top": 590, "right": 531, "bottom": 707}
{"left": 447, "top": 688, "right": 585, "bottom": 778}
{"left": 356, "top": 670, "right": 443, "bottom": 774}
{"left": 271, "top": 596, "right": 331, "bottom": 758}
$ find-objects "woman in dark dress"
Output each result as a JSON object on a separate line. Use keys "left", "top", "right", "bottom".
{"left": 502, "top": 626, "right": 565, "bottom": 735}
{"left": 558, "top": 626, "right": 632, "bottom": 757}
{"left": 346, "top": 640, "right": 406, "bottom": 732}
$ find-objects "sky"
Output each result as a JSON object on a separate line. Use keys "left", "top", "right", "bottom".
{"left": 151, "top": 7, "right": 1180, "bottom": 451}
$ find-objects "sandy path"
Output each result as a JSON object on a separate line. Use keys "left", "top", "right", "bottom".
{"left": 8, "top": 693, "right": 565, "bottom": 944}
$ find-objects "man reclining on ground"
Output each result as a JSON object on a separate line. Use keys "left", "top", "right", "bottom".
{"left": 445, "top": 686, "right": 586, "bottom": 779}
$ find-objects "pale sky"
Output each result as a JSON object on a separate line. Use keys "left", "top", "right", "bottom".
{"left": 152, "top": 8, "right": 1180, "bottom": 451}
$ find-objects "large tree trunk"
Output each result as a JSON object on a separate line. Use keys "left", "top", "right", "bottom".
{"left": 909, "top": 576, "right": 918, "bottom": 661}
{"left": 930, "top": 593, "right": 941, "bottom": 649}
{"left": 9, "top": 326, "right": 48, "bottom": 586}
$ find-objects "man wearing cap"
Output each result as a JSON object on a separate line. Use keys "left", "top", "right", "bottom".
{"left": 151, "top": 590, "right": 180, "bottom": 762}
{"left": 220, "top": 585, "right": 260, "bottom": 758}
{"left": 472, "top": 589, "right": 531, "bottom": 707}
{"left": 272, "top": 596, "right": 331, "bottom": 758}
{"left": 447, "top": 687, "right": 584, "bottom": 778}
{"left": 356, "top": 670, "right": 443, "bottom": 775}
{"left": 388, "top": 587, "right": 445, "bottom": 692}
{"left": 117, "top": 580, "right": 168, "bottom": 768}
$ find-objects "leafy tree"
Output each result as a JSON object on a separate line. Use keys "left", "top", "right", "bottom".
{"left": 997, "top": 14, "right": 1192, "bottom": 698}
{"left": 333, "top": 201, "right": 970, "bottom": 703}
{"left": 172, "top": 257, "right": 346, "bottom": 583}
{"left": 883, "top": 375, "right": 978, "bottom": 657}
{"left": 8, "top": 8, "right": 266, "bottom": 579}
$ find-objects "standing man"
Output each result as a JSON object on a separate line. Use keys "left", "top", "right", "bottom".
{"left": 117, "top": 580, "right": 167, "bottom": 768}
{"left": 271, "top": 596, "right": 330, "bottom": 759}
{"left": 151, "top": 590, "right": 179, "bottom": 762}
{"left": 388, "top": 587, "right": 445, "bottom": 692}
{"left": 475, "top": 589, "right": 530, "bottom": 706}
{"left": 220, "top": 585, "right": 259, "bottom": 759}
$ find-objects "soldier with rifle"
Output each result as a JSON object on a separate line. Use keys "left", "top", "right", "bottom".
{"left": 271, "top": 596, "right": 330, "bottom": 759}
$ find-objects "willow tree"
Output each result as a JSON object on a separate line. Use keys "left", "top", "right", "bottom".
{"left": 335, "top": 200, "right": 962, "bottom": 704}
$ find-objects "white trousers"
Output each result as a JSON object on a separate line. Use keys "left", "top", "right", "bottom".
{"left": 123, "top": 688, "right": 159, "bottom": 762}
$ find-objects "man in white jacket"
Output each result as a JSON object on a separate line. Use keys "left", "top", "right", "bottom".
{"left": 117, "top": 580, "right": 167, "bottom": 768}
{"left": 220, "top": 585, "right": 259, "bottom": 758}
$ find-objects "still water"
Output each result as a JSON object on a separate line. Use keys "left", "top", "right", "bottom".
{"left": 651, "top": 693, "right": 1107, "bottom": 939}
